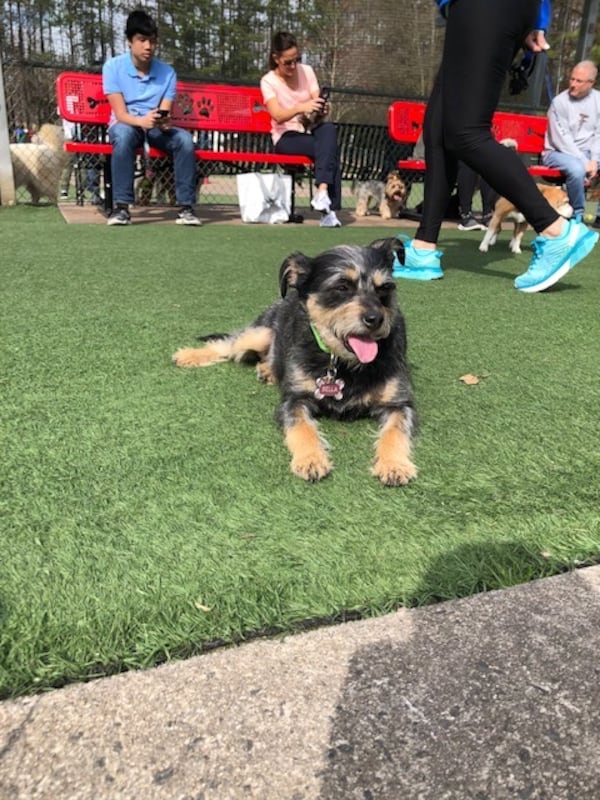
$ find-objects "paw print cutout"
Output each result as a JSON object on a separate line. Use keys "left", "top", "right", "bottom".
{"left": 198, "top": 97, "right": 215, "bottom": 119}
{"left": 175, "top": 92, "right": 193, "bottom": 116}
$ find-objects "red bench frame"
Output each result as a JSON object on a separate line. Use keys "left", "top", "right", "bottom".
{"left": 387, "top": 100, "right": 562, "bottom": 181}
{"left": 56, "top": 71, "right": 313, "bottom": 217}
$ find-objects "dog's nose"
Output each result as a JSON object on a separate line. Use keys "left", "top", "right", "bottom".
{"left": 362, "top": 310, "right": 384, "bottom": 329}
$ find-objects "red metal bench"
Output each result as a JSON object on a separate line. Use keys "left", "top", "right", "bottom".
{"left": 56, "top": 71, "right": 313, "bottom": 218}
{"left": 387, "top": 99, "right": 562, "bottom": 181}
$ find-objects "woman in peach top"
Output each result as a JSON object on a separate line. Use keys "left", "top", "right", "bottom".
{"left": 260, "top": 31, "right": 342, "bottom": 227}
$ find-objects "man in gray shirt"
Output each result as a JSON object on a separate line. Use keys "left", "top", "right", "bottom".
{"left": 543, "top": 60, "right": 600, "bottom": 228}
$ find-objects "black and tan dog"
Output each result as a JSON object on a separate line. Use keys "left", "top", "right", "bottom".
{"left": 173, "top": 238, "right": 417, "bottom": 485}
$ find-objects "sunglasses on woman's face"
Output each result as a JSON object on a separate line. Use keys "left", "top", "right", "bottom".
{"left": 280, "top": 56, "right": 301, "bottom": 66}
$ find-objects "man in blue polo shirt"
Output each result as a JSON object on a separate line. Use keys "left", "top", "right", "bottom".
{"left": 102, "top": 9, "right": 200, "bottom": 226}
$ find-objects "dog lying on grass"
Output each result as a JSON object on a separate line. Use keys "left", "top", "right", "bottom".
{"left": 10, "top": 123, "right": 68, "bottom": 204}
{"left": 354, "top": 171, "right": 408, "bottom": 220}
{"left": 173, "top": 238, "right": 417, "bottom": 486}
{"left": 479, "top": 184, "right": 573, "bottom": 254}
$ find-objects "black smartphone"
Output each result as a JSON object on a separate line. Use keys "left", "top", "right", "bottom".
{"left": 156, "top": 109, "right": 169, "bottom": 118}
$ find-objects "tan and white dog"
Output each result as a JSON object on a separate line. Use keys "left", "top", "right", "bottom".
{"left": 10, "top": 123, "right": 68, "bottom": 204}
{"left": 479, "top": 184, "right": 573, "bottom": 255}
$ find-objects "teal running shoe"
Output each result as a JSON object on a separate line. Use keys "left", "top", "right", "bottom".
{"left": 392, "top": 235, "right": 444, "bottom": 281}
{"left": 514, "top": 217, "right": 599, "bottom": 293}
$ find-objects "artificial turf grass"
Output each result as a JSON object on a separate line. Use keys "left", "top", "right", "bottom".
{"left": 1, "top": 206, "right": 599, "bottom": 697}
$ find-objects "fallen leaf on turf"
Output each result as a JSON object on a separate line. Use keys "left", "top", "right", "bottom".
{"left": 459, "top": 373, "right": 481, "bottom": 385}
{"left": 194, "top": 599, "right": 212, "bottom": 612}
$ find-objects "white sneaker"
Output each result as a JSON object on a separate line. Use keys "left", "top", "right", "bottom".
{"left": 176, "top": 207, "right": 202, "bottom": 226}
{"left": 311, "top": 190, "right": 331, "bottom": 213}
{"left": 107, "top": 207, "right": 131, "bottom": 226}
{"left": 320, "top": 211, "right": 341, "bottom": 228}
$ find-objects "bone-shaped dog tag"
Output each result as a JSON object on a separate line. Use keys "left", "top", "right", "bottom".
{"left": 315, "top": 374, "right": 345, "bottom": 401}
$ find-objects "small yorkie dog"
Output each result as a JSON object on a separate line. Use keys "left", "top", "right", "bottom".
{"left": 354, "top": 171, "right": 408, "bottom": 220}
{"left": 173, "top": 238, "right": 417, "bottom": 485}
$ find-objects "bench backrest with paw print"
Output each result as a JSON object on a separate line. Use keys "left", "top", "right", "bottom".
{"left": 56, "top": 71, "right": 313, "bottom": 215}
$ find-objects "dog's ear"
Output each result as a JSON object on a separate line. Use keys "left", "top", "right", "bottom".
{"left": 279, "top": 252, "right": 313, "bottom": 297}
{"left": 368, "top": 236, "right": 404, "bottom": 270}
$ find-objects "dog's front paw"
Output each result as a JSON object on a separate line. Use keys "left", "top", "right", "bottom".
{"left": 478, "top": 242, "right": 489, "bottom": 253}
{"left": 291, "top": 451, "right": 333, "bottom": 482}
{"left": 372, "top": 457, "right": 417, "bottom": 486}
{"left": 256, "top": 362, "right": 276, "bottom": 384}
{"left": 172, "top": 347, "right": 209, "bottom": 367}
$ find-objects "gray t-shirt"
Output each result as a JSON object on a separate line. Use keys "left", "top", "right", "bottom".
{"left": 543, "top": 88, "right": 600, "bottom": 163}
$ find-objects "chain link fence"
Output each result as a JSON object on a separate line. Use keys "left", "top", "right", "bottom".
{"left": 1, "top": 0, "right": 596, "bottom": 210}
{"left": 1, "top": 49, "right": 593, "bottom": 214}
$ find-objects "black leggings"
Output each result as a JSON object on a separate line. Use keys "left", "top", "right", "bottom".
{"left": 275, "top": 122, "right": 342, "bottom": 210}
{"left": 416, "top": 0, "right": 559, "bottom": 242}
{"left": 457, "top": 162, "right": 497, "bottom": 216}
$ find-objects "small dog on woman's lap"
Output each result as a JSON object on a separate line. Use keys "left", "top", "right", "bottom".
{"left": 173, "top": 238, "right": 417, "bottom": 486}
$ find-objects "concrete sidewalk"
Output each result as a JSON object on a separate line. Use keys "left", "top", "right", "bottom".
{"left": 2, "top": 565, "right": 600, "bottom": 799}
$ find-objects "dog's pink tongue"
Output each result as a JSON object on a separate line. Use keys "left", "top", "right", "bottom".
{"left": 347, "top": 336, "right": 378, "bottom": 363}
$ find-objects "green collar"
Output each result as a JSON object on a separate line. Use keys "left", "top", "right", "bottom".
{"left": 310, "top": 323, "right": 331, "bottom": 353}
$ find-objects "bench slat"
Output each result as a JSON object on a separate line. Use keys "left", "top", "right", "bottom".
{"left": 65, "top": 141, "right": 311, "bottom": 166}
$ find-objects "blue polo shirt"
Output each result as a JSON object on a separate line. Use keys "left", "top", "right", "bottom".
{"left": 102, "top": 52, "right": 177, "bottom": 126}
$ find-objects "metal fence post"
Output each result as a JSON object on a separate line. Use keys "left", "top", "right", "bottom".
{"left": 0, "top": 55, "right": 16, "bottom": 205}
{"left": 575, "top": 0, "right": 600, "bottom": 63}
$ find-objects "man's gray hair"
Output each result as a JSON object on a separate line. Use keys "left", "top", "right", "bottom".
{"left": 575, "top": 60, "right": 598, "bottom": 82}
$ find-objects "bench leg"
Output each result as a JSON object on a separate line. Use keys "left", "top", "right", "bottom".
{"left": 103, "top": 156, "right": 113, "bottom": 214}
{"left": 286, "top": 170, "right": 304, "bottom": 224}
{"left": 73, "top": 156, "right": 85, "bottom": 206}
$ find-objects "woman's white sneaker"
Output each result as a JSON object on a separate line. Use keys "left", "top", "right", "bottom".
{"left": 311, "top": 189, "right": 331, "bottom": 213}
{"left": 320, "top": 211, "right": 341, "bottom": 228}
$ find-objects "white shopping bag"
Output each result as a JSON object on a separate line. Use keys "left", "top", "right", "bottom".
{"left": 236, "top": 172, "right": 292, "bottom": 224}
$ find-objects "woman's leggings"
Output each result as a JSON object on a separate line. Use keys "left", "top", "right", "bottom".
{"left": 275, "top": 122, "right": 342, "bottom": 210}
{"left": 416, "top": 0, "right": 559, "bottom": 243}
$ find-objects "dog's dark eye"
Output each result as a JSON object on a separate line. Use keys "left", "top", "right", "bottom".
{"left": 335, "top": 280, "right": 354, "bottom": 294}
{"left": 377, "top": 281, "right": 396, "bottom": 297}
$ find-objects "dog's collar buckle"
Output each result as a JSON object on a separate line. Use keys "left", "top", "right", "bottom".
{"left": 315, "top": 355, "right": 344, "bottom": 401}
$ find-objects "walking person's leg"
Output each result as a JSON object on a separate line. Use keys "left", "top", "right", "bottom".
{"left": 457, "top": 162, "right": 486, "bottom": 230}
{"left": 441, "top": 0, "right": 558, "bottom": 232}
{"left": 400, "top": 0, "right": 598, "bottom": 290}
{"left": 480, "top": 177, "right": 498, "bottom": 224}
